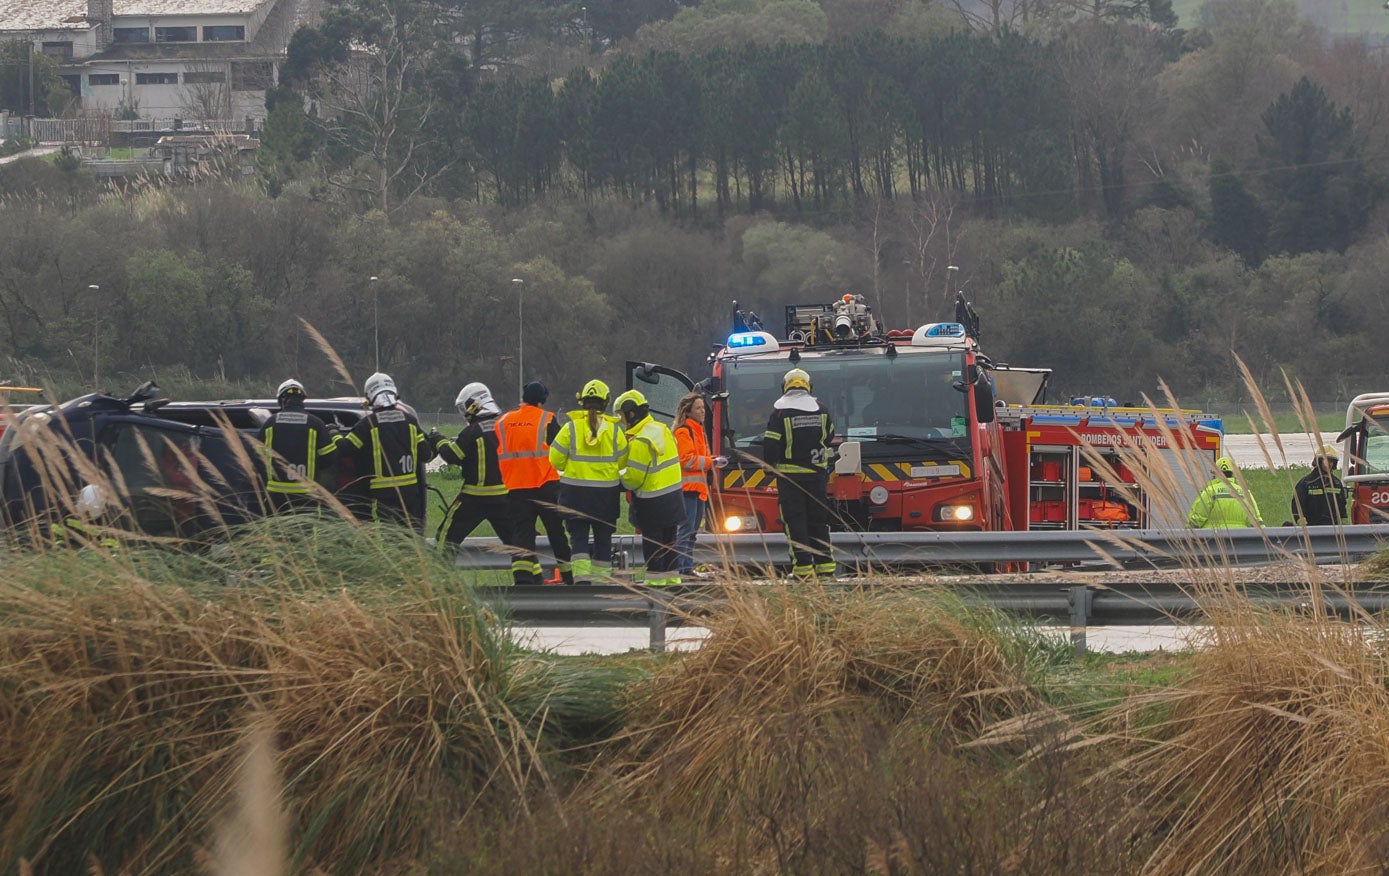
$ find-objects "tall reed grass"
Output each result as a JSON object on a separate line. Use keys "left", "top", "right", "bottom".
{"left": 5, "top": 355, "right": 1389, "bottom": 873}
{"left": 0, "top": 519, "right": 635, "bottom": 874}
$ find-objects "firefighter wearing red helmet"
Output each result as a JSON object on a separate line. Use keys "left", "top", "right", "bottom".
{"left": 763, "top": 368, "right": 837, "bottom": 578}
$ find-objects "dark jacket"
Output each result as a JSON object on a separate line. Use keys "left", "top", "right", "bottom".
{"left": 256, "top": 405, "right": 336, "bottom": 495}
{"left": 436, "top": 414, "right": 508, "bottom": 498}
{"left": 337, "top": 406, "right": 436, "bottom": 522}
{"left": 1292, "top": 467, "right": 1346, "bottom": 526}
{"left": 763, "top": 390, "right": 835, "bottom": 475}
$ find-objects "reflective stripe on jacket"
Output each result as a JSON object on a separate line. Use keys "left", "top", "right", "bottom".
{"left": 549, "top": 410, "right": 629, "bottom": 487}
{"left": 622, "top": 415, "right": 683, "bottom": 499}
{"left": 259, "top": 409, "right": 336, "bottom": 495}
{"left": 763, "top": 392, "right": 834, "bottom": 475}
{"left": 339, "top": 407, "right": 433, "bottom": 492}
{"left": 674, "top": 417, "right": 712, "bottom": 501}
{"left": 496, "top": 404, "right": 560, "bottom": 490}
{"left": 437, "top": 413, "right": 508, "bottom": 497}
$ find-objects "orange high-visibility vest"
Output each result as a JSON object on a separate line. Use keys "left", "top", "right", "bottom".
{"left": 496, "top": 404, "right": 560, "bottom": 490}
{"left": 674, "top": 417, "right": 712, "bottom": 501}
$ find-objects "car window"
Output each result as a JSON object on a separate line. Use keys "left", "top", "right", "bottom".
{"left": 101, "top": 421, "right": 210, "bottom": 536}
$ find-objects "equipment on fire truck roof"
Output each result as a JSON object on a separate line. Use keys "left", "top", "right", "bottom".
{"left": 783, "top": 295, "right": 884, "bottom": 346}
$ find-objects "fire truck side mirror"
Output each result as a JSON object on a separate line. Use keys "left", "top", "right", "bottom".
{"left": 972, "top": 367, "right": 996, "bottom": 424}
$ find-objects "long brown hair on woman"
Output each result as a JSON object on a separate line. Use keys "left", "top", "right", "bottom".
{"left": 673, "top": 392, "right": 704, "bottom": 427}
{"left": 583, "top": 397, "right": 604, "bottom": 440}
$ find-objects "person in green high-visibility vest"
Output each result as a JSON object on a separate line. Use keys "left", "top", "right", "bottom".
{"left": 1187, "top": 456, "right": 1263, "bottom": 528}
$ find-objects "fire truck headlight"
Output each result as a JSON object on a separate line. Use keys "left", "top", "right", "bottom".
{"left": 723, "top": 514, "right": 752, "bottom": 532}
{"left": 935, "top": 504, "right": 975, "bottom": 523}
{"left": 868, "top": 485, "right": 889, "bottom": 506}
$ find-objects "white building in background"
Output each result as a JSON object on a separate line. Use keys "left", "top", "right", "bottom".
{"left": 0, "top": 0, "right": 315, "bottom": 125}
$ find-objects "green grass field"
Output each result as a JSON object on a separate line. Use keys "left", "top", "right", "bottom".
{"left": 1173, "top": 0, "right": 1389, "bottom": 34}
{"left": 1219, "top": 409, "right": 1343, "bottom": 435}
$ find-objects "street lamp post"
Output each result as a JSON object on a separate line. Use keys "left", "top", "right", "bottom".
{"left": 512, "top": 278, "right": 524, "bottom": 401}
{"left": 88, "top": 284, "right": 100, "bottom": 388}
{"left": 370, "top": 276, "right": 379, "bottom": 371}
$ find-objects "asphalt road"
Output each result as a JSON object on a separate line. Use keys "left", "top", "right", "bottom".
{"left": 1222, "top": 432, "right": 1340, "bottom": 469}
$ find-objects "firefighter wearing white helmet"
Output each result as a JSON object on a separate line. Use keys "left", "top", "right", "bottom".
{"left": 615, "top": 388, "right": 685, "bottom": 586}
{"left": 1187, "top": 455, "right": 1263, "bottom": 528}
{"left": 764, "top": 367, "right": 837, "bottom": 578}
{"left": 255, "top": 378, "right": 338, "bottom": 513}
{"left": 433, "top": 382, "right": 516, "bottom": 550}
{"left": 336, "top": 371, "right": 436, "bottom": 531}
{"left": 1292, "top": 444, "right": 1346, "bottom": 526}
{"left": 548, "top": 378, "right": 629, "bottom": 584}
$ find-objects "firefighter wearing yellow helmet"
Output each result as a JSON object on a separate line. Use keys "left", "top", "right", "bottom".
{"left": 1292, "top": 444, "right": 1346, "bottom": 526}
{"left": 764, "top": 367, "right": 838, "bottom": 578}
{"left": 1187, "top": 455, "right": 1263, "bottom": 528}
{"left": 548, "top": 378, "right": 629, "bottom": 584}
{"left": 615, "top": 388, "right": 685, "bottom": 586}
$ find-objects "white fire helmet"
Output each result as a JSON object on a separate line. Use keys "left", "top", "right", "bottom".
{"left": 364, "top": 372, "right": 398, "bottom": 409}
{"left": 76, "top": 483, "right": 106, "bottom": 520}
{"left": 276, "top": 378, "right": 305, "bottom": 400}
{"left": 455, "top": 382, "right": 500, "bottom": 418}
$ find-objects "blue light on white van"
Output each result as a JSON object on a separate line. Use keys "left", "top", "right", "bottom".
{"left": 725, "top": 331, "right": 779, "bottom": 351}
{"left": 923, "top": 323, "right": 965, "bottom": 338}
{"left": 910, "top": 322, "right": 968, "bottom": 347}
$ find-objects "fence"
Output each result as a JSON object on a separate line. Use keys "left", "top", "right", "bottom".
{"left": 8, "top": 116, "right": 263, "bottom": 145}
{"left": 27, "top": 117, "right": 110, "bottom": 144}
{"left": 482, "top": 580, "right": 1389, "bottom": 655}
{"left": 454, "top": 524, "right": 1389, "bottom": 573}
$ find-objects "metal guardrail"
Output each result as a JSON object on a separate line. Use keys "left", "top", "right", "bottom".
{"left": 480, "top": 580, "right": 1389, "bottom": 655}
{"left": 455, "top": 525, "right": 1389, "bottom": 572}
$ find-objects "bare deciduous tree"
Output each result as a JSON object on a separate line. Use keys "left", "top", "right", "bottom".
{"left": 179, "top": 64, "right": 232, "bottom": 122}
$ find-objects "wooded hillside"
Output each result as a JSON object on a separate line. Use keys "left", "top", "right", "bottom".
{"left": 2, "top": 0, "right": 1386, "bottom": 410}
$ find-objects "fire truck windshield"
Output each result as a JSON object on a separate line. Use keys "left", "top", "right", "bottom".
{"left": 722, "top": 350, "right": 970, "bottom": 452}
{"left": 1363, "top": 417, "right": 1389, "bottom": 475}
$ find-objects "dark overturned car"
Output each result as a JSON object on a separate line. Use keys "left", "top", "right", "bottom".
{"left": 0, "top": 382, "right": 369, "bottom": 541}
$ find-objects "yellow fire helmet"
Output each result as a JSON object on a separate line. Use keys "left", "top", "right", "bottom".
{"left": 1216, "top": 456, "right": 1236, "bottom": 476}
{"left": 577, "top": 379, "right": 610, "bottom": 403}
{"left": 1314, "top": 444, "right": 1339, "bottom": 462}
{"left": 783, "top": 368, "right": 812, "bottom": 393}
{"left": 614, "top": 389, "right": 648, "bottom": 414}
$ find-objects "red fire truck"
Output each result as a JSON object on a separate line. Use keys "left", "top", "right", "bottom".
{"left": 1337, "top": 393, "right": 1389, "bottom": 524}
{"left": 626, "top": 296, "right": 1222, "bottom": 535}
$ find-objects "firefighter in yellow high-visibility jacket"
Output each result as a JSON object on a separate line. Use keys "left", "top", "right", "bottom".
{"left": 549, "top": 380, "right": 628, "bottom": 585}
{"left": 615, "top": 389, "right": 685, "bottom": 586}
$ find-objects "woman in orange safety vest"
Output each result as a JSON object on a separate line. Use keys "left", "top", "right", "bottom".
{"left": 672, "top": 392, "right": 725, "bottom": 578}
